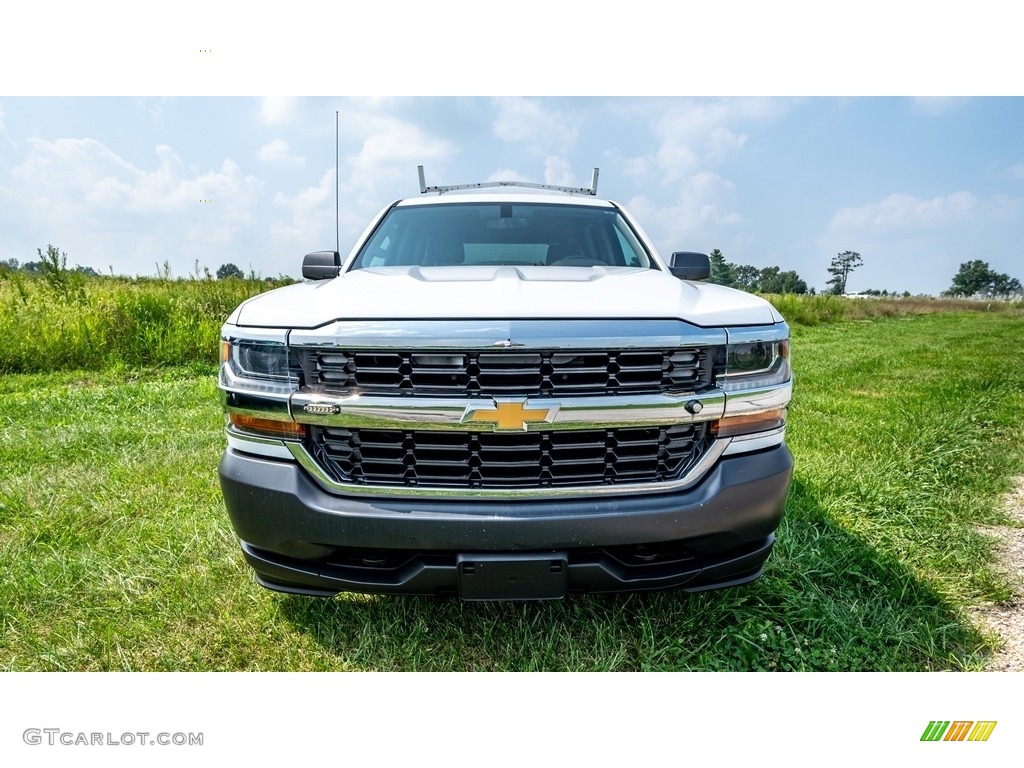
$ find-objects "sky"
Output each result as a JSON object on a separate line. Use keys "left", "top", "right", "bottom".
{"left": 2, "top": 95, "right": 1020, "bottom": 295}
{"left": 2, "top": 3, "right": 1022, "bottom": 297}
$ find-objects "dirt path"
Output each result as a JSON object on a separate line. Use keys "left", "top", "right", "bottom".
{"left": 973, "top": 477, "right": 1024, "bottom": 671}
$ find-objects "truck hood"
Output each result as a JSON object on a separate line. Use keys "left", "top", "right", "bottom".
{"left": 230, "top": 266, "right": 782, "bottom": 328}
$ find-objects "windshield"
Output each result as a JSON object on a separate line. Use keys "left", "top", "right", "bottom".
{"left": 349, "top": 202, "right": 655, "bottom": 270}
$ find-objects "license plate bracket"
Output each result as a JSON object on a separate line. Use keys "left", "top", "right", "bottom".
{"left": 457, "top": 553, "right": 568, "bottom": 601}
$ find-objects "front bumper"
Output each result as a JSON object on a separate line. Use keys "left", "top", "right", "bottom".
{"left": 219, "top": 442, "right": 793, "bottom": 599}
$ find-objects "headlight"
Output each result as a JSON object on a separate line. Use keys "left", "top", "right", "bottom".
{"left": 220, "top": 338, "right": 300, "bottom": 394}
{"left": 721, "top": 339, "right": 790, "bottom": 391}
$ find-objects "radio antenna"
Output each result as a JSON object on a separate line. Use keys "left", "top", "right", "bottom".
{"left": 335, "top": 110, "right": 340, "bottom": 255}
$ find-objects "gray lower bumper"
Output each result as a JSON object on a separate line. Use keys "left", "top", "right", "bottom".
{"left": 219, "top": 443, "right": 793, "bottom": 597}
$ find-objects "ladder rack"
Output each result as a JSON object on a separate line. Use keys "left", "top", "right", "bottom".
{"left": 418, "top": 165, "right": 599, "bottom": 196}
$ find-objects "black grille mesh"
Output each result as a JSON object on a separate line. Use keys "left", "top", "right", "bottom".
{"left": 310, "top": 423, "right": 709, "bottom": 489}
{"left": 298, "top": 347, "right": 714, "bottom": 396}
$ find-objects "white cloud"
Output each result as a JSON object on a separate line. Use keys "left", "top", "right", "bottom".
{"left": 830, "top": 192, "right": 984, "bottom": 230}
{"left": 909, "top": 97, "right": 970, "bottom": 116}
{"left": 492, "top": 97, "right": 578, "bottom": 154}
{"left": 486, "top": 168, "right": 531, "bottom": 183}
{"left": 342, "top": 114, "right": 451, "bottom": 210}
{"left": 1008, "top": 164, "right": 1024, "bottom": 181}
{"left": 0, "top": 104, "right": 15, "bottom": 149}
{"left": 133, "top": 97, "right": 172, "bottom": 125}
{"left": 543, "top": 157, "right": 575, "bottom": 187}
{"left": 1, "top": 137, "right": 263, "bottom": 274}
{"left": 622, "top": 155, "right": 650, "bottom": 178}
{"left": 628, "top": 98, "right": 789, "bottom": 185}
{"left": 270, "top": 169, "right": 337, "bottom": 252}
{"left": 626, "top": 171, "right": 741, "bottom": 253}
{"left": 12, "top": 139, "right": 260, "bottom": 215}
{"left": 258, "top": 139, "right": 306, "bottom": 167}
{"left": 350, "top": 121, "right": 447, "bottom": 171}
{"left": 259, "top": 97, "right": 298, "bottom": 124}
{"left": 262, "top": 106, "right": 454, "bottom": 260}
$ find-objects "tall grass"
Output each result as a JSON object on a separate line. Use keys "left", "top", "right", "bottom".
{"left": 0, "top": 274, "right": 290, "bottom": 373}
{"left": 765, "top": 293, "right": 1023, "bottom": 326}
{"left": 1, "top": 271, "right": 1021, "bottom": 374}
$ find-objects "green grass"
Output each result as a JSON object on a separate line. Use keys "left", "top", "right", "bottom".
{"left": 765, "top": 292, "right": 1023, "bottom": 326}
{"left": 2, "top": 311, "right": 1022, "bottom": 670}
{"left": 0, "top": 273, "right": 290, "bottom": 373}
{"left": 1, "top": 271, "right": 1020, "bottom": 375}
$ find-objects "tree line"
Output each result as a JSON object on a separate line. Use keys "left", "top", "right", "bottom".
{"left": 1, "top": 249, "right": 274, "bottom": 283}
{"left": 709, "top": 247, "right": 1021, "bottom": 299}
{"left": 707, "top": 249, "right": 809, "bottom": 293}
{"left": 5, "top": 245, "right": 1021, "bottom": 299}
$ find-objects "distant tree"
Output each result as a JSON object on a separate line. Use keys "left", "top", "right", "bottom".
{"left": 943, "top": 259, "right": 1023, "bottom": 297}
{"left": 759, "top": 266, "right": 808, "bottom": 294}
{"left": 707, "top": 248, "right": 735, "bottom": 287}
{"left": 825, "top": 250, "right": 863, "bottom": 295}
{"left": 943, "top": 259, "right": 989, "bottom": 296}
{"left": 756, "top": 265, "right": 780, "bottom": 292}
{"left": 779, "top": 269, "right": 808, "bottom": 294}
{"left": 702, "top": 249, "right": 808, "bottom": 295}
{"left": 993, "top": 273, "right": 1023, "bottom": 296}
{"left": 217, "top": 262, "right": 244, "bottom": 280}
{"left": 1, "top": 258, "right": 19, "bottom": 271}
{"left": 72, "top": 265, "right": 100, "bottom": 277}
{"left": 732, "top": 264, "right": 761, "bottom": 292}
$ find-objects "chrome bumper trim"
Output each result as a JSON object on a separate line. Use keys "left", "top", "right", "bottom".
{"left": 289, "top": 389, "right": 727, "bottom": 431}
{"left": 722, "top": 427, "right": 786, "bottom": 455}
{"left": 226, "top": 428, "right": 298, "bottom": 460}
{"left": 224, "top": 379, "right": 792, "bottom": 433}
{"left": 724, "top": 382, "right": 792, "bottom": 414}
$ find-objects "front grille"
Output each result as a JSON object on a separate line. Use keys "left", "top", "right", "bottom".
{"left": 309, "top": 423, "right": 709, "bottom": 489}
{"left": 297, "top": 347, "right": 715, "bottom": 396}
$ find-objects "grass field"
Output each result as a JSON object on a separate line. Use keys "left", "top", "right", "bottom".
{"left": 0, "top": 271, "right": 293, "bottom": 373}
{"left": 2, "top": 285, "right": 1022, "bottom": 670}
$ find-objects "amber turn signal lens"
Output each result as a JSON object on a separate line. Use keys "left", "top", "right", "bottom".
{"left": 229, "top": 413, "right": 306, "bottom": 439}
{"left": 712, "top": 408, "right": 787, "bottom": 438}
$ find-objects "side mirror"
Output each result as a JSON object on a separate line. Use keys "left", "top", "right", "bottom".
{"left": 669, "top": 252, "right": 711, "bottom": 281}
{"left": 302, "top": 251, "right": 341, "bottom": 280}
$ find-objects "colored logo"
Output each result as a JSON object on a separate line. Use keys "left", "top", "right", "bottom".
{"left": 920, "top": 721, "right": 997, "bottom": 742}
{"left": 462, "top": 399, "right": 558, "bottom": 431}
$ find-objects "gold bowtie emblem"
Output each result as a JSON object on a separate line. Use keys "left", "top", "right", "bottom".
{"left": 462, "top": 400, "right": 557, "bottom": 431}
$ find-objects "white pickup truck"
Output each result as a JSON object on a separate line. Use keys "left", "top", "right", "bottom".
{"left": 217, "top": 169, "right": 793, "bottom": 600}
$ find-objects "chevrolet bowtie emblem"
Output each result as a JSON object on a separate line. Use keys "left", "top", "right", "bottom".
{"left": 461, "top": 399, "right": 559, "bottom": 431}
